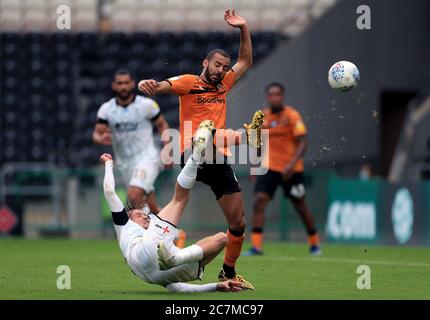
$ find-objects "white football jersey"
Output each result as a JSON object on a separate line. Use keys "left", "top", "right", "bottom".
{"left": 97, "top": 95, "right": 161, "bottom": 166}
{"left": 114, "top": 213, "right": 201, "bottom": 286}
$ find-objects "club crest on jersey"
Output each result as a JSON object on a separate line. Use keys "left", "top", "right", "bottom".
{"left": 216, "top": 83, "right": 226, "bottom": 94}
{"left": 155, "top": 223, "right": 170, "bottom": 234}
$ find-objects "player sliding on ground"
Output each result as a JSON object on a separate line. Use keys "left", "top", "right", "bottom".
{"left": 100, "top": 122, "right": 245, "bottom": 293}
{"left": 138, "top": 9, "right": 259, "bottom": 289}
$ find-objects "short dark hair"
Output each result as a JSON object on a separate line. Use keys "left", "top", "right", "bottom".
{"left": 113, "top": 68, "right": 134, "bottom": 81}
{"left": 206, "top": 49, "right": 231, "bottom": 60}
{"left": 265, "top": 82, "right": 285, "bottom": 93}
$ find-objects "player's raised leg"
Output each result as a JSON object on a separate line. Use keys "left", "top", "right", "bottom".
{"left": 157, "top": 120, "right": 227, "bottom": 271}
{"left": 157, "top": 120, "right": 214, "bottom": 226}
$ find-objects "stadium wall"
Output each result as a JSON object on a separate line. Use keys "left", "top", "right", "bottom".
{"left": 227, "top": 0, "right": 430, "bottom": 176}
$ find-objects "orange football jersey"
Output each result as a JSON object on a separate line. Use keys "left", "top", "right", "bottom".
{"left": 262, "top": 106, "right": 307, "bottom": 173}
{"left": 166, "top": 69, "right": 235, "bottom": 155}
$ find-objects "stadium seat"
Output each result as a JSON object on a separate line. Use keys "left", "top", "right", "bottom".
{"left": 74, "top": 10, "right": 98, "bottom": 31}
{"left": 111, "top": 9, "right": 136, "bottom": 32}
{"left": 135, "top": 11, "right": 161, "bottom": 32}
{"left": 0, "top": 30, "right": 286, "bottom": 167}
{"left": 0, "top": 0, "right": 21, "bottom": 10}
{"left": 160, "top": 10, "right": 186, "bottom": 31}
{"left": 136, "top": 0, "right": 161, "bottom": 12}
{"left": 211, "top": 0, "right": 238, "bottom": 11}
{"left": 260, "top": 9, "right": 285, "bottom": 31}
{"left": 0, "top": 9, "right": 22, "bottom": 31}
{"left": 184, "top": 10, "right": 210, "bottom": 32}
{"left": 164, "top": 0, "right": 188, "bottom": 11}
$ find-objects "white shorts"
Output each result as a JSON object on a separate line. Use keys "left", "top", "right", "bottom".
{"left": 128, "top": 215, "right": 204, "bottom": 286}
{"left": 119, "top": 161, "right": 161, "bottom": 193}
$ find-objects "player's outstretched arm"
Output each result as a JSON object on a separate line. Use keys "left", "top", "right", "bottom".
{"left": 101, "top": 153, "right": 124, "bottom": 213}
{"left": 224, "top": 9, "right": 253, "bottom": 83}
{"left": 138, "top": 79, "right": 172, "bottom": 96}
{"left": 165, "top": 280, "right": 244, "bottom": 293}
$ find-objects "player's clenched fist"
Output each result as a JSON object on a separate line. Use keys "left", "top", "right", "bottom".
{"left": 138, "top": 79, "right": 158, "bottom": 96}
{"left": 100, "top": 153, "right": 112, "bottom": 164}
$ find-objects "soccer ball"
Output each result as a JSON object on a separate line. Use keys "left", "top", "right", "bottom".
{"left": 328, "top": 61, "right": 360, "bottom": 92}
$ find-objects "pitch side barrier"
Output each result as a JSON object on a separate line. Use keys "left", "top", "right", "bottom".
{"left": 322, "top": 177, "right": 430, "bottom": 246}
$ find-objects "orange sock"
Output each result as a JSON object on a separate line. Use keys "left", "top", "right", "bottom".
{"left": 174, "top": 229, "right": 187, "bottom": 249}
{"left": 223, "top": 229, "right": 245, "bottom": 267}
{"left": 308, "top": 233, "right": 320, "bottom": 247}
{"left": 251, "top": 232, "right": 263, "bottom": 251}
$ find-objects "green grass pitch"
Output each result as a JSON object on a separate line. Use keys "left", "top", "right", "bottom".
{"left": 1, "top": 239, "right": 430, "bottom": 299}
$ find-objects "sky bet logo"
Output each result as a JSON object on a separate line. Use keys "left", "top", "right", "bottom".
{"left": 196, "top": 96, "right": 226, "bottom": 104}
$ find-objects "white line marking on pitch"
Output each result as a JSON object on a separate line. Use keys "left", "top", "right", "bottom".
{"left": 260, "top": 256, "right": 430, "bottom": 268}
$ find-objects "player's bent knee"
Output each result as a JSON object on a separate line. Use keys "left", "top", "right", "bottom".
{"left": 229, "top": 216, "right": 246, "bottom": 233}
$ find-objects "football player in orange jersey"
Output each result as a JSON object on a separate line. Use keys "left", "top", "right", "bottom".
{"left": 138, "top": 10, "right": 257, "bottom": 289}
{"left": 243, "top": 83, "right": 322, "bottom": 256}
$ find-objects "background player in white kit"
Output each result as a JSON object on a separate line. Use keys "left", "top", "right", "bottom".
{"left": 100, "top": 121, "right": 245, "bottom": 292}
{"left": 93, "top": 69, "right": 169, "bottom": 214}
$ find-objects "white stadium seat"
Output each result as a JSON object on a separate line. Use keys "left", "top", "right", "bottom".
{"left": 260, "top": 9, "right": 284, "bottom": 31}
{"left": 24, "top": 0, "right": 46, "bottom": 11}
{"left": 113, "top": 0, "right": 136, "bottom": 10}
{"left": 0, "top": 0, "right": 337, "bottom": 33}
{"left": 184, "top": 9, "right": 210, "bottom": 32}
{"left": 0, "top": 8, "right": 22, "bottom": 31}
{"left": 236, "top": 8, "right": 260, "bottom": 28}
{"left": 74, "top": 10, "right": 98, "bottom": 31}
{"left": 261, "top": 0, "right": 287, "bottom": 10}
{"left": 209, "top": 9, "right": 231, "bottom": 31}
{"left": 238, "top": 0, "right": 261, "bottom": 11}
{"left": 136, "top": 0, "right": 161, "bottom": 12}
{"left": 185, "top": 0, "right": 210, "bottom": 11}
{"left": 111, "top": 9, "right": 135, "bottom": 31}
{"left": 164, "top": 0, "right": 188, "bottom": 11}
{"left": 136, "top": 10, "right": 161, "bottom": 32}
{"left": 49, "top": 0, "right": 72, "bottom": 8}
{"left": 23, "top": 9, "right": 48, "bottom": 31}
{"left": 0, "top": 0, "right": 22, "bottom": 10}
{"left": 211, "top": 0, "right": 238, "bottom": 11}
{"left": 74, "top": 0, "right": 97, "bottom": 9}
{"left": 160, "top": 9, "right": 186, "bottom": 31}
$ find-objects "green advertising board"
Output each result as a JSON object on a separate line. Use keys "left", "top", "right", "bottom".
{"left": 326, "top": 178, "right": 430, "bottom": 246}
{"left": 326, "top": 178, "right": 382, "bottom": 243}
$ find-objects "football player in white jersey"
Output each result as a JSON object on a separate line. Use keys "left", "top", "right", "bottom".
{"left": 100, "top": 121, "right": 245, "bottom": 292}
{"left": 93, "top": 69, "right": 169, "bottom": 214}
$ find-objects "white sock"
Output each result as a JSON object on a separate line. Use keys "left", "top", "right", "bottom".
{"left": 177, "top": 155, "right": 199, "bottom": 189}
{"left": 173, "top": 244, "right": 204, "bottom": 266}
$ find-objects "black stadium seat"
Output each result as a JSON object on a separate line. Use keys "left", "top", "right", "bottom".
{"left": 0, "top": 31, "right": 286, "bottom": 167}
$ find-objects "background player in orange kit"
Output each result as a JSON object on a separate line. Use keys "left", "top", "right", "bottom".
{"left": 138, "top": 10, "right": 256, "bottom": 289}
{"left": 244, "top": 83, "right": 322, "bottom": 256}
